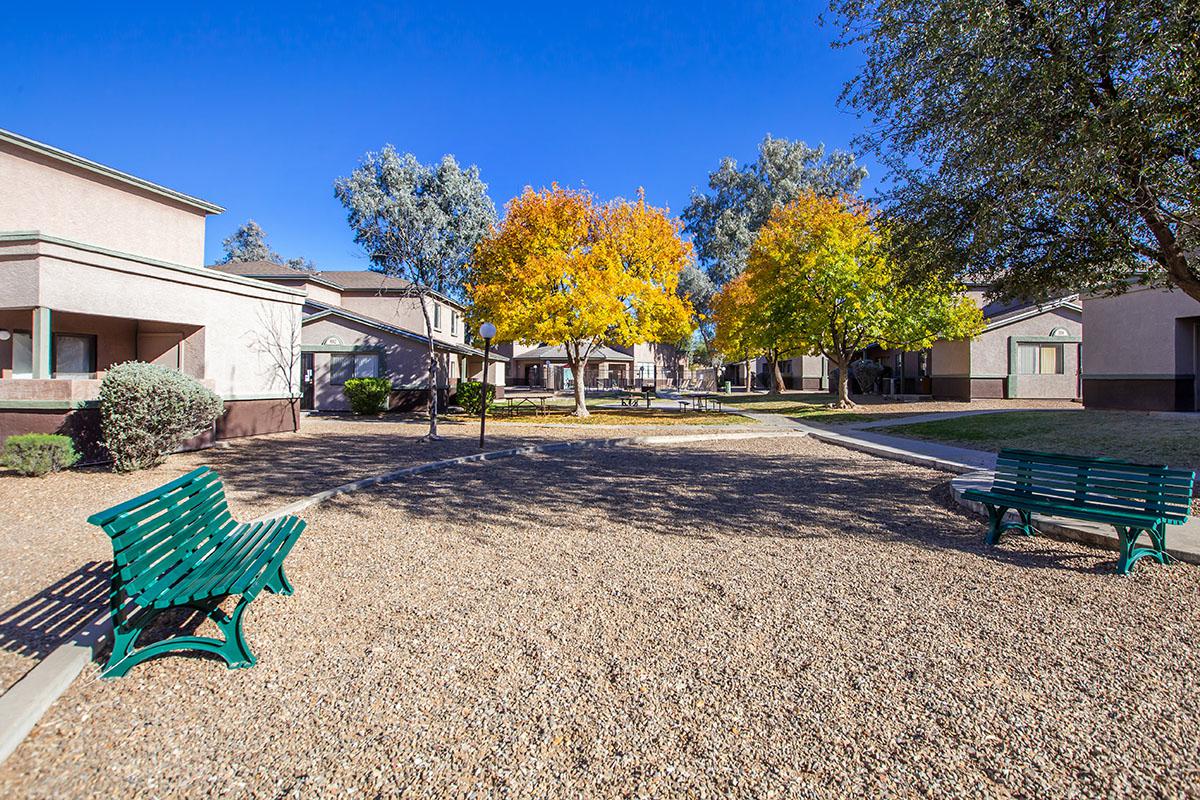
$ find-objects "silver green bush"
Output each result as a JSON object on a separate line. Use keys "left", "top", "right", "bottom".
{"left": 99, "top": 362, "right": 225, "bottom": 472}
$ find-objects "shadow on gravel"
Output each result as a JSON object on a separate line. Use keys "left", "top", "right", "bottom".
{"left": 350, "top": 445, "right": 1114, "bottom": 575}
{"left": 0, "top": 562, "right": 109, "bottom": 663}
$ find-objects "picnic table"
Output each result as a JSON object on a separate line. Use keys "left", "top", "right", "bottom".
{"left": 618, "top": 391, "right": 652, "bottom": 409}
{"left": 500, "top": 392, "right": 556, "bottom": 416}
{"left": 680, "top": 391, "right": 724, "bottom": 412}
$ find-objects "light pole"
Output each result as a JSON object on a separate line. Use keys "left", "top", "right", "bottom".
{"left": 478, "top": 322, "right": 496, "bottom": 448}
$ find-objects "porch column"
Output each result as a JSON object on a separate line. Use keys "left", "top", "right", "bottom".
{"left": 31, "top": 307, "right": 51, "bottom": 379}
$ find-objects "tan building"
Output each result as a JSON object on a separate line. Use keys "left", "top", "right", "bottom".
{"left": 497, "top": 340, "right": 687, "bottom": 390}
{"left": 0, "top": 129, "right": 305, "bottom": 450}
{"left": 865, "top": 291, "right": 1082, "bottom": 400}
{"left": 212, "top": 262, "right": 504, "bottom": 412}
{"left": 1082, "top": 285, "right": 1200, "bottom": 411}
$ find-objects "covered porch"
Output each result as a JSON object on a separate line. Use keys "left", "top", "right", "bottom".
{"left": 0, "top": 306, "right": 206, "bottom": 403}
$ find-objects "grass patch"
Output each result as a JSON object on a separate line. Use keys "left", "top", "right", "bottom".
{"left": 489, "top": 409, "right": 749, "bottom": 426}
{"left": 887, "top": 411, "right": 1200, "bottom": 469}
{"left": 721, "top": 393, "right": 888, "bottom": 423}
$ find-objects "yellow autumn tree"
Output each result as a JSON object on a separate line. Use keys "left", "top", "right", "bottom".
{"left": 469, "top": 186, "right": 694, "bottom": 416}
{"left": 718, "top": 192, "right": 983, "bottom": 407}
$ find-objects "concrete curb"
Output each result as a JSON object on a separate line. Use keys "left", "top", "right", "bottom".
{"left": 0, "top": 427, "right": 805, "bottom": 767}
{"left": 804, "top": 428, "right": 981, "bottom": 475}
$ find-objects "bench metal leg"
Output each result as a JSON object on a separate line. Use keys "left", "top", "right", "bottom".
{"left": 264, "top": 563, "right": 294, "bottom": 596}
{"left": 101, "top": 597, "right": 257, "bottom": 679}
{"left": 982, "top": 505, "right": 1035, "bottom": 546}
{"left": 1114, "top": 523, "right": 1170, "bottom": 576}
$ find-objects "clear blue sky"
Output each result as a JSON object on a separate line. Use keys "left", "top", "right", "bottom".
{"left": 3, "top": 1, "right": 871, "bottom": 268}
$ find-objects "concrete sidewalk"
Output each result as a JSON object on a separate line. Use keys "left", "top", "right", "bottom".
{"left": 846, "top": 407, "right": 1079, "bottom": 431}
{"left": 736, "top": 411, "right": 995, "bottom": 474}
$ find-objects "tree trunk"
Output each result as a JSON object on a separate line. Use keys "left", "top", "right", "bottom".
{"left": 768, "top": 355, "right": 785, "bottom": 395}
{"left": 566, "top": 344, "right": 589, "bottom": 417}
{"left": 419, "top": 293, "right": 440, "bottom": 439}
{"left": 744, "top": 358, "right": 751, "bottom": 392}
{"left": 832, "top": 355, "right": 856, "bottom": 409}
{"left": 289, "top": 398, "right": 299, "bottom": 432}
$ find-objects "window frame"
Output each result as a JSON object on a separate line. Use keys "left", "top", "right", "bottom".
{"left": 329, "top": 352, "right": 381, "bottom": 385}
{"left": 52, "top": 332, "right": 97, "bottom": 378}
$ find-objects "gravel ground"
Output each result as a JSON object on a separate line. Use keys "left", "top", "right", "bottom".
{"left": 0, "top": 414, "right": 758, "bottom": 690}
{"left": 3, "top": 435, "right": 1198, "bottom": 798}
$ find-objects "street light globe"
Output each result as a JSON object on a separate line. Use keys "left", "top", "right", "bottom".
{"left": 479, "top": 322, "right": 497, "bottom": 340}
{"left": 0, "top": 329, "right": 10, "bottom": 342}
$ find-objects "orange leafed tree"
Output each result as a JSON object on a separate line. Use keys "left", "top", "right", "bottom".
{"left": 468, "top": 186, "right": 694, "bottom": 416}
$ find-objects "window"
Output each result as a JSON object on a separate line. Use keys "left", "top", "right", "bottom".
{"left": 432, "top": 304, "right": 442, "bottom": 331}
{"left": 1017, "top": 343, "right": 1064, "bottom": 375}
{"left": 11, "top": 331, "right": 32, "bottom": 378}
{"left": 330, "top": 353, "right": 379, "bottom": 384}
{"left": 450, "top": 311, "right": 458, "bottom": 335}
{"left": 53, "top": 333, "right": 96, "bottom": 377}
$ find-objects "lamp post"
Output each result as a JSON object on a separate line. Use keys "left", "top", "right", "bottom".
{"left": 478, "top": 322, "right": 496, "bottom": 448}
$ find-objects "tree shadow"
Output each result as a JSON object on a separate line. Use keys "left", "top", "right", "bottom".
{"left": 347, "top": 444, "right": 1114, "bottom": 575}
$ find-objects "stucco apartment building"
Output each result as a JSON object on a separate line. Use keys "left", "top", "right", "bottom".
{"left": 1082, "top": 285, "right": 1200, "bottom": 411}
{"left": 497, "top": 340, "right": 687, "bottom": 390}
{"left": 871, "top": 290, "right": 1082, "bottom": 400}
{"left": 212, "top": 262, "right": 505, "bottom": 412}
{"left": 0, "top": 128, "right": 304, "bottom": 450}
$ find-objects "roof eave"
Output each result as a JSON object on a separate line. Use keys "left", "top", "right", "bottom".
{"left": 0, "top": 128, "right": 224, "bottom": 215}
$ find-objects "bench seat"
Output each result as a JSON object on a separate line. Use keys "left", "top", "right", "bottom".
{"left": 88, "top": 466, "right": 305, "bottom": 677}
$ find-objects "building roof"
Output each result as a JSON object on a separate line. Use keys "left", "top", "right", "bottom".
{"left": 509, "top": 344, "right": 634, "bottom": 363}
{"left": 984, "top": 294, "right": 1081, "bottom": 332}
{"left": 0, "top": 128, "right": 224, "bottom": 215}
{"left": 302, "top": 300, "right": 507, "bottom": 361}
{"left": 208, "top": 263, "right": 465, "bottom": 308}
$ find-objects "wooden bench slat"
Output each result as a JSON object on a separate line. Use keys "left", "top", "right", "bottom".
{"left": 989, "top": 478, "right": 1192, "bottom": 514}
{"left": 995, "top": 453, "right": 1194, "bottom": 484}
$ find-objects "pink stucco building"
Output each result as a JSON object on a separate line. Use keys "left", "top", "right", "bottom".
{"left": 0, "top": 128, "right": 305, "bottom": 450}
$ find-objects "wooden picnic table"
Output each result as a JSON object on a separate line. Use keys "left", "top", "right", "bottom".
{"left": 618, "top": 391, "right": 652, "bottom": 409}
{"left": 680, "top": 392, "right": 724, "bottom": 412}
{"left": 501, "top": 393, "right": 556, "bottom": 416}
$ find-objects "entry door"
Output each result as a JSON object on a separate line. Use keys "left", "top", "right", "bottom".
{"left": 300, "top": 352, "right": 315, "bottom": 410}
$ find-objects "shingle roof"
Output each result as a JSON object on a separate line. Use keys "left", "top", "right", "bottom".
{"left": 207, "top": 264, "right": 463, "bottom": 307}
{"left": 302, "top": 300, "right": 508, "bottom": 361}
{"left": 510, "top": 345, "right": 634, "bottom": 363}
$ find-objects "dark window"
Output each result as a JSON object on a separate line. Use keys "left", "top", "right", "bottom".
{"left": 330, "top": 353, "right": 379, "bottom": 385}
{"left": 53, "top": 333, "right": 96, "bottom": 377}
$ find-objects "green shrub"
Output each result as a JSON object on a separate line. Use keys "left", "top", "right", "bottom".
{"left": 343, "top": 377, "right": 392, "bottom": 415}
{"left": 454, "top": 380, "right": 495, "bottom": 415}
{"left": 1, "top": 434, "right": 80, "bottom": 476}
{"left": 100, "top": 361, "right": 225, "bottom": 472}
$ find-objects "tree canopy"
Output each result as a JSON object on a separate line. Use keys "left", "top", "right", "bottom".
{"left": 829, "top": 0, "right": 1200, "bottom": 302}
{"left": 335, "top": 146, "right": 496, "bottom": 438}
{"left": 715, "top": 193, "right": 983, "bottom": 406}
{"left": 469, "top": 186, "right": 693, "bottom": 416}
{"left": 219, "top": 220, "right": 315, "bottom": 271}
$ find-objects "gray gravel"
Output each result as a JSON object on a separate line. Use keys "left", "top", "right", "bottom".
{"left": 2, "top": 435, "right": 1199, "bottom": 798}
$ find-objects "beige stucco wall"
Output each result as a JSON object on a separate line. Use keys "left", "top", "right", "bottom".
{"left": 969, "top": 308, "right": 1080, "bottom": 376}
{"left": 0, "top": 140, "right": 210, "bottom": 267}
{"left": 336, "top": 293, "right": 465, "bottom": 347}
{"left": 0, "top": 236, "right": 304, "bottom": 398}
{"left": 1083, "top": 287, "right": 1200, "bottom": 377}
{"left": 301, "top": 316, "right": 459, "bottom": 411}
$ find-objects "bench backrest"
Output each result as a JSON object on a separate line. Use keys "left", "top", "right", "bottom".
{"left": 87, "top": 467, "right": 236, "bottom": 588}
{"left": 992, "top": 449, "right": 1195, "bottom": 524}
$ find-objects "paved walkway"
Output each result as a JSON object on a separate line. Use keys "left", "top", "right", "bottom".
{"left": 735, "top": 412, "right": 995, "bottom": 473}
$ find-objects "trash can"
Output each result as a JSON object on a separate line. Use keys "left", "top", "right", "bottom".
{"left": 723, "top": 381, "right": 732, "bottom": 394}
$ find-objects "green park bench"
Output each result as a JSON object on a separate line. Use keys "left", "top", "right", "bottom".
{"left": 87, "top": 466, "right": 306, "bottom": 678}
{"left": 963, "top": 449, "right": 1194, "bottom": 575}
